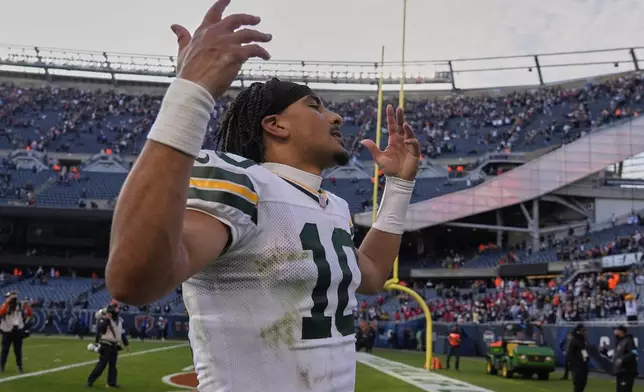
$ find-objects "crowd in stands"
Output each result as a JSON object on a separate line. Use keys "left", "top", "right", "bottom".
{"left": 0, "top": 72, "right": 642, "bottom": 212}
{"left": 1, "top": 72, "right": 643, "bottom": 159}
{"left": 355, "top": 263, "right": 644, "bottom": 325}
{"left": 0, "top": 265, "right": 183, "bottom": 315}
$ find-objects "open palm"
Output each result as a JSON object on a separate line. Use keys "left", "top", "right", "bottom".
{"left": 361, "top": 104, "right": 420, "bottom": 181}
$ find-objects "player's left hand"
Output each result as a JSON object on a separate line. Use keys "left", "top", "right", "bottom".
{"left": 360, "top": 104, "right": 420, "bottom": 181}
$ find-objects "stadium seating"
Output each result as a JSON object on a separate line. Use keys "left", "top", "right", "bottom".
{"left": 356, "top": 270, "right": 644, "bottom": 325}
{"left": 461, "top": 223, "right": 641, "bottom": 268}
{"left": 2, "top": 73, "right": 643, "bottom": 158}
{"left": 0, "top": 277, "right": 98, "bottom": 305}
{"left": 37, "top": 172, "right": 125, "bottom": 208}
{"left": 2, "top": 73, "right": 643, "bottom": 210}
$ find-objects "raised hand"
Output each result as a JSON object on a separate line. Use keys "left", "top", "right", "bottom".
{"left": 360, "top": 104, "right": 420, "bottom": 181}
{"left": 170, "top": 0, "right": 272, "bottom": 98}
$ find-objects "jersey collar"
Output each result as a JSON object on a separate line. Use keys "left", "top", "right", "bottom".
{"left": 262, "top": 163, "right": 323, "bottom": 194}
{"left": 262, "top": 163, "right": 328, "bottom": 209}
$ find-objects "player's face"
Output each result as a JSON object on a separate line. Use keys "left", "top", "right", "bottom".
{"left": 281, "top": 95, "right": 349, "bottom": 169}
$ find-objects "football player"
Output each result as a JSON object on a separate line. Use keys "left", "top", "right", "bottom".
{"left": 106, "top": 1, "right": 420, "bottom": 391}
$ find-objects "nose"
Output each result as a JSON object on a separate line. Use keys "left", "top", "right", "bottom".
{"left": 327, "top": 110, "right": 343, "bottom": 127}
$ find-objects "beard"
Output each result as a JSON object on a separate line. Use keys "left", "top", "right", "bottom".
{"left": 333, "top": 149, "right": 350, "bottom": 166}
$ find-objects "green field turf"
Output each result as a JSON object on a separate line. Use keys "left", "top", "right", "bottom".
{"left": 0, "top": 336, "right": 641, "bottom": 391}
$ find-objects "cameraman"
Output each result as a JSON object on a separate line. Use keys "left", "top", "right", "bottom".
{"left": 87, "top": 304, "right": 129, "bottom": 388}
{"left": 0, "top": 292, "right": 32, "bottom": 373}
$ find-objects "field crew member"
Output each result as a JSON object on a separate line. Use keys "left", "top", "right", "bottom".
{"left": 446, "top": 324, "right": 463, "bottom": 370}
{"left": 0, "top": 291, "right": 32, "bottom": 373}
{"left": 87, "top": 304, "right": 129, "bottom": 388}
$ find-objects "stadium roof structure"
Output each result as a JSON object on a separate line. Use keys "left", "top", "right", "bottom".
{"left": 1, "top": 43, "right": 643, "bottom": 90}
{"left": 353, "top": 116, "right": 644, "bottom": 231}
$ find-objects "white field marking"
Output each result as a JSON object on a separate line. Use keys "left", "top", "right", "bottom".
{"left": 181, "top": 365, "right": 195, "bottom": 372}
{"left": 0, "top": 344, "right": 188, "bottom": 384}
{"left": 27, "top": 335, "right": 176, "bottom": 344}
{"left": 161, "top": 371, "right": 195, "bottom": 390}
{"left": 356, "top": 352, "right": 493, "bottom": 392}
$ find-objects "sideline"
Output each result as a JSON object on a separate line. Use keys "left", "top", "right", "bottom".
{"left": 26, "top": 335, "right": 180, "bottom": 344}
{"left": 0, "top": 344, "right": 187, "bottom": 384}
{"left": 357, "top": 352, "right": 492, "bottom": 392}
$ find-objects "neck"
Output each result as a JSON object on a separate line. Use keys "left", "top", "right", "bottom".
{"left": 263, "top": 153, "right": 323, "bottom": 176}
{"left": 262, "top": 159, "right": 323, "bottom": 191}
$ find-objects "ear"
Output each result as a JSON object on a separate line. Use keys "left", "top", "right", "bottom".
{"left": 261, "top": 115, "right": 290, "bottom": 140}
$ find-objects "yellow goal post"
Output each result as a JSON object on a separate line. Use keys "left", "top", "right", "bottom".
{"left": 371, "top": 45, "right": 433, "bottom": 370}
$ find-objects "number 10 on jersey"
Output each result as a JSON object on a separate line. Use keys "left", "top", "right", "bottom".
{"left": 299, "top": 223, "right": 356, "bottom": 340}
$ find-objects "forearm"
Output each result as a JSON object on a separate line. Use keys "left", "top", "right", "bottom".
{"left": 106, "top": 141, "right": 193, "bottom": 304}
{"left": 106, "top": 79, "right": 213, "bottom": 305}
{"left": 357, "top": 176, "right": 414, "bottom": 293}
{"left": 358, "top": 229, "right": 401, "bottom": 291}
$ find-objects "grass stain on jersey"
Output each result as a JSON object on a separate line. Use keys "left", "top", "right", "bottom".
{"left": 253, "top": 250, "right": 309, "bottom": 274}
{"left": 297, "top": 365, "right": 312, "bottom": 390}
{"left": 259, "top": 311, "right": 299, "bottom": 349}
{"left": 254, "top": 258, "right": 270, "bottom": 274}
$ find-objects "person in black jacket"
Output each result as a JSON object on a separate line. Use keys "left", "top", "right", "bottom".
{"left": 364, "top": 323, "right": 376, "bottom": 353}
{"left": 560, "top": 331, "right": 573, "bottom": 380}
{"left": 565, "top": 323, "right": 589, "bottom": 392}
{"left": 611, "top": 325, "right": 638, "bottom": 392}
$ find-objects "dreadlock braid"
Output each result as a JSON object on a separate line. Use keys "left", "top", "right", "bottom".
{"left": 215, "top": 82, "right": 274, "bottom": 163}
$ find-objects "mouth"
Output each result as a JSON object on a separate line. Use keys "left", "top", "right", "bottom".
{"left": 331, "top": 129, "right": 345, "bottom": 147}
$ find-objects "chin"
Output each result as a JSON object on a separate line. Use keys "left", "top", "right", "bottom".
{"left": 332, "top": 150, "right": 350, "bottom": 166}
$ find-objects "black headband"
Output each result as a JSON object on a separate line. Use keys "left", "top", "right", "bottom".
{"left": 263, "top": 78, "right": 314, "bottom": 116}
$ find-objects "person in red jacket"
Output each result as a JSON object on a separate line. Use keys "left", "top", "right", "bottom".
{"left": 0, "top": 292, "right": 33, "bottom": 373}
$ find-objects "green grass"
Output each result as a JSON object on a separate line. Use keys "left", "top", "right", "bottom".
{"left": 376, "top": 349, "right": 642, "bottom": 392}
{"left": 0, "top": 336, "right": 641, "bottom": 391}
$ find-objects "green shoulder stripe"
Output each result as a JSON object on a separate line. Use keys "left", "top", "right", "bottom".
{"left": 191, "top": 166, "right": 256, "bottom": 193}
{"left": 215, "top": 152, "right": 256, "bottom": 169}
{"left": 187, "top": 187, "right": 258, "bottom": 225}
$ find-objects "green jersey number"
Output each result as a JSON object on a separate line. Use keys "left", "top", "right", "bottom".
{"left": 299, "top": 223, "right": 356, "bottom": 340}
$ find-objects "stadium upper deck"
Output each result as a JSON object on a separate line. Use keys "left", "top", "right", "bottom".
{"left": 2, "top": 47, "right": 644, "bottom": 210}
{"left": 1, "top": 44, "right": 644, "bottom": 212}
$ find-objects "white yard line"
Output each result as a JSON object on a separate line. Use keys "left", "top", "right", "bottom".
{"left": 356, "top": 352, "right": 492, "bottom": 392}
{"left": 0, "top": 344, "right": 187, "bottom": 384}
{"left": 27, "top": 335, "right": 177, "bottom": 344}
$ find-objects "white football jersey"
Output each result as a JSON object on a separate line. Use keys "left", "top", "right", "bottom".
{"left": 183, "top": 150, "right": 362, "bottom": 392}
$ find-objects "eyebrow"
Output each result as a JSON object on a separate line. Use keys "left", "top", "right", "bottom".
{"left": 306, "top": 95, "right": 322, "bottom": 106}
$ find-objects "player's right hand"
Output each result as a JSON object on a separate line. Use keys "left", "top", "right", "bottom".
{"left": 171, "top": 0, "right": 272, "bottom": 98}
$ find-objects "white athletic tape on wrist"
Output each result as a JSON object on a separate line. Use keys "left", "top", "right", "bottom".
{"left": 147, "top": 78, "right": 215, "bottom": 157}
{"left": 372, "top": 176, "right": 415, "bottom": 235}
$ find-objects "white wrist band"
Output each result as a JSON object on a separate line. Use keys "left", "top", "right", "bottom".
{"left": 147, "top": 78, "right": 215, "bottom": 157}
{"left": 372, "top": 176, "right": 415, "bottom": 235}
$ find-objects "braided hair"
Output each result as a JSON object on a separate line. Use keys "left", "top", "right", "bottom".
{"left": 215, "top": 82, "right": 275, "bottom": 163}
